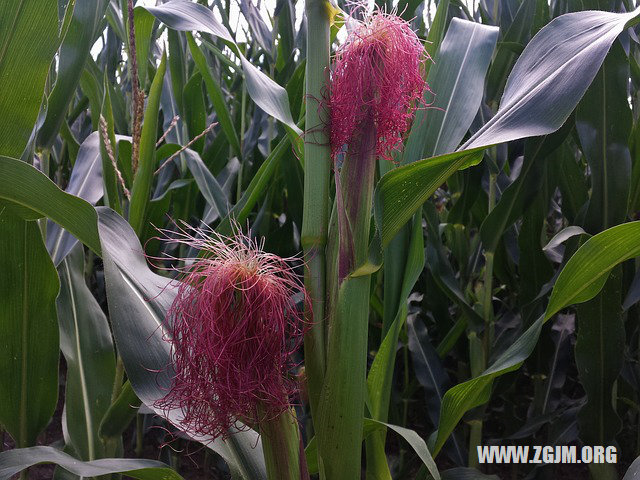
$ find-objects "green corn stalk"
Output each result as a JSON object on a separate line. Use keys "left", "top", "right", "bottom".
{"left": 302, "top": 0, "right": 332, "bottom": 419}
{"left": 260, "top": 408, "right": 309, "bottom": 480}
{"left": 316, "top": 114, "right": 378, "bottom": 479}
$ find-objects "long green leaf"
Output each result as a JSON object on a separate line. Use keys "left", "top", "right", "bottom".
{"left": 0, "top": 156, "right": 101, "bottom": 256}
{"left": 134, "top": 6, "right": 156, "bottom": 88}
{"left": 57, "top": 245, "right": 116, "bottom": 461}
{"left": 0, "top": 0, "right": 61, "bottom": 157}
{"left": 404, "top": 18, "right": 499, "bottom": 163}
{"left": 375, "top": 147, "right": 485, "bottom": 246}
{"left": 577, "top": 40, "right": 632, "bottom": 233}
{"left": 575, "top": 269, "right": 624, "bottom": 445}
{"left": 186, "top": 32, "right": 241, "bottom": 156}
{"left": 0, "top": 211, "right": 60, "bottom": 447}
{"left": 37, "top": 0, "right": 109, "bottom": 148}
{"left": 546, "top": 221, "right": 640, "bottom": 319}
{"left": 0, "top": 446, "right": 183, "bottom": 480}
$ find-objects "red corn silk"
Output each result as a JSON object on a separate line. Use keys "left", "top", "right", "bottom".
{"left": 329, "top": 11, "right": 428, "bottom": 161}
{"left": 154, "top": 225, "right": 309, "bottom": 440}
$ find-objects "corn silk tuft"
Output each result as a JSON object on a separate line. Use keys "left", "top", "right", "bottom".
{"left": 153, "top": 224, "right": 310, "bottom": 440}
{"left": 329, "top": 10, "right": 429, "bottom": 160}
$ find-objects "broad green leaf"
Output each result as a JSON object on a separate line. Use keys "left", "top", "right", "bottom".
{"left": 0, "top": 212, "right": 60, "bottom": 447}
{"left": 0, "top": 0, "right": 61, "bottom": 157}
{"left": 134, "top": 6, "right": 156, "bottom": 88}
{"left": 37, "top": 0, "right": 109, "bottom": 148}
{"left": 143, "top": 0, "right": 302, "bottom": 135}
{"left": 464, "top": 7, "right": 640, "bottom": 149}
{"left": 432, "top": 315, "right": 545, "bottom": 454}
{"left": 0, "top": 446, "right": 183, "bottom": 480}
{"left": 404, "top": 18, "right": 499, "bottom": 163}
{"left": 376, "top": 7, "right": 640, "bottom": 246}
{"left": 0, "top": 156, "right": 101, "bottom": 256}
{"left": 375, "top": 147, "right": 486, "bottom": 246}
{"left": 577, "top": 40, "right": 632, "bottom": 233}
{"left": 575, "top": 269, "right": 624, "bottom": 445}
{"left": 98, "top": 208, "right": 267, "bottom": 480}
{"left": 546, "top": 221, "right": 640, "bottom": 320}
{"left": 57, "top": 246, "right": 116, "bottom": 461}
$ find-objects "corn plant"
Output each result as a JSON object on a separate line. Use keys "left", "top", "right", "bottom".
{"left": 2, "top": 0, "right": 640, "bottom": 479}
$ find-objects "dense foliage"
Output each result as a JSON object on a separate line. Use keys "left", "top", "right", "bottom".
{"left": 2, "top": 0, "right": 640, "bottom": 479}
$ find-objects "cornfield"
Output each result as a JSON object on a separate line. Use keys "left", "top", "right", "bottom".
{"left": 1, "top": 0, "right": 640, "bottom": 479}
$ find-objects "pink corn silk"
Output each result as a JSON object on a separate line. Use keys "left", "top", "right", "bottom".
{"left": 154, "top": 227, "right": 309, "bottom": 440}
{"left": 330, "top": 11, "right": 428, "bottom": 160}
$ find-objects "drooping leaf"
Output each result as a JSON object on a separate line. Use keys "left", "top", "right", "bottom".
{"left": 545, "top": 221, "right": 640, "bottom": 320}
{"left": 363, "top": 419, "right": 440, "bottom": 480}
{"left": 143, "top": 0, "right": 302, "bottom": 135}
{"left": 464, "top": 8, "right": 640, "bottom": 149}
{"left": 433, "top": 221, "right": 640, "bottom": 454}
{"left": 183, "top": 149, "right": 230, "bottom": 218}
{"left": 0, "top": 446, "right": 183, "bottom": 480}
{"left": 0, "top": 156, "right": 101, "bottom": 256}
